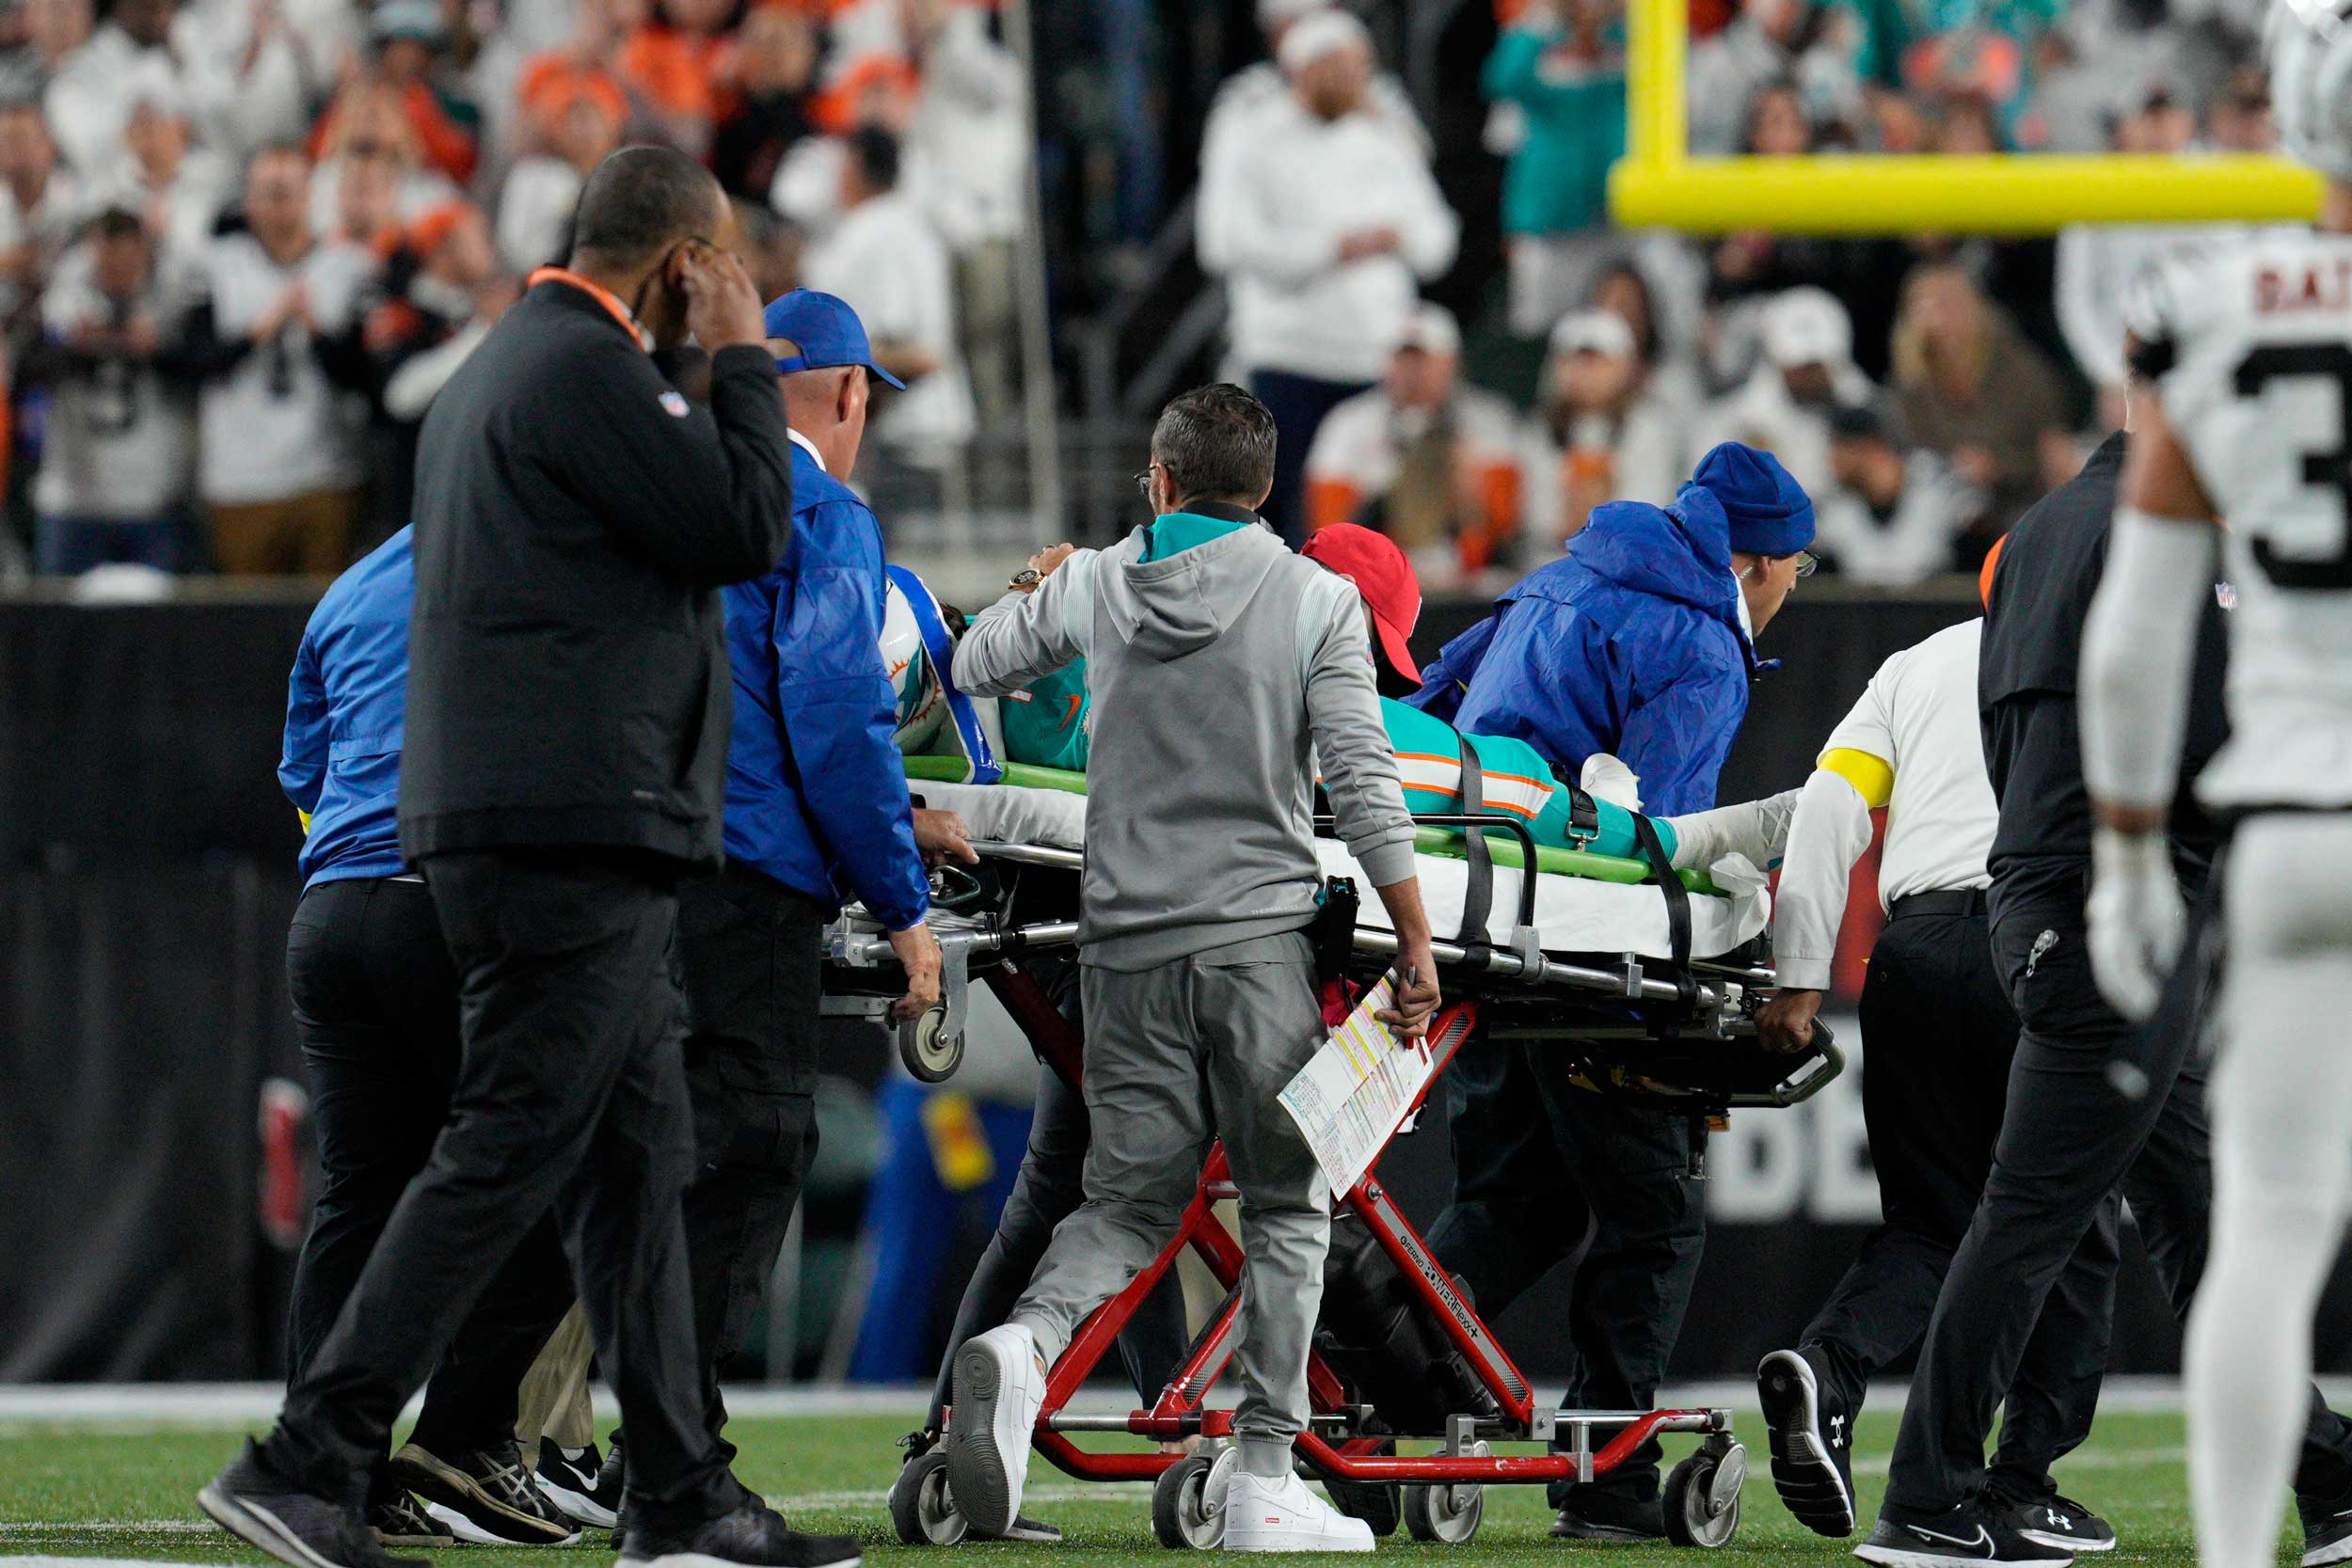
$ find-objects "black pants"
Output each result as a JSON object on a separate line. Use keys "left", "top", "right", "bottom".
{"left": 924, "top": 1056, "right": 1191, "bottom": 1431}
{"left": 1798, "top": 910, "right": 2120, "bottom": 1504}
{"left": 266, "top": 850, "right": 731, "bottom": 1530}
{"left": 1425, "top": 1035, "right": 1705, "bottom": 1504}
{"left": 1248, "top": 368, "right": 1374, "bottom": 548}
{"left": 283, "top": 878, "right": 573, "bottom": 1467}
{"left": 1884, "top": 888, "right": 2352, "bottom": 1516}
{"left": 674, "top": 864, "right": 826, "bottom": 1450}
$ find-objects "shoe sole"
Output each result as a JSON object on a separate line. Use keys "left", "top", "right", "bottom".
{"left": 619, "top": 1555, "right": 861, "bottom": 1568}
{"left": 2020, "top": 1531, "right": 2114, "bottom": 1554}
{"left": 2306, "top": 1537, "right": 2352, "bottom": 1568}
{"left": 1855, "top": 1544, "right": 2074, "bottom": 1568}
{"left": 198, "top": 1483, "right": 350, "bottom": 1568}
{"left": 1760, "top": 1350, "right": 1855, "bottom": 1538}
{"left": 393, "top": 1447, "right": 578, "bottom": 1545}
{"left": 533, "top": 1468, "right": 620, "bottom": 1529}
{"left": 1226, "top": 1531, "right": 1378, "bottom": 1553}
{"left": 373, "top": 1528, "right": 454, "bottom": 1548}
{"left": 945, "top": 1338, "right": 1023, "bottom": 1537}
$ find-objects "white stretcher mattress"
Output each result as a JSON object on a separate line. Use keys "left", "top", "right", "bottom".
{"left": 918, "top": 782, "right": 1772, "bottom": 964}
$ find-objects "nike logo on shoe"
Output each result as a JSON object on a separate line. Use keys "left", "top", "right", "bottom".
{"left": 1908, "top": 1525, "right": 1994, "bottom": 1552}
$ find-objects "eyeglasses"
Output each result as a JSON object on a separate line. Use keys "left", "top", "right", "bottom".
{"left": 1793, "top": 549, "right": 1820, "bottom": 578}
{"left": 1133, "top": 464, "right": 1159, "bottom": 499}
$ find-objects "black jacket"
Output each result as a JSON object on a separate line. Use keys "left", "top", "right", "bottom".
{"left": 398, "top": 276, "right": 795, "bottom": 869}
{"left": 1979, "top": 431, "right": 2230, "bottom": 918}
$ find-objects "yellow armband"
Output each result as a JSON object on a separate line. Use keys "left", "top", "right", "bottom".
{"left": 1818, "top": 748, "right": 1894, "bottom": 810}
{"left": 297, "top": 809, "right": 312, "bottom": 834}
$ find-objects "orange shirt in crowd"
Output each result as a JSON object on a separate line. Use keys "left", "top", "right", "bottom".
{"left": 517, "top": 55, "right": 631, "bottom": 135}
{"left": 619, "top": 25, "right": 734, "bottom": 122}
{"left": 312, "top": 81, "right": 480, "bottom": 185}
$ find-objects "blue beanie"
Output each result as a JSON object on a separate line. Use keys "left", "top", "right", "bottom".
{"left": 1691, "top": 441, "right": 1815, "bottom": 557}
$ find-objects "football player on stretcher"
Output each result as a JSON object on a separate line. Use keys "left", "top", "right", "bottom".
{"left": 881, "top": 524, "right": 1794, "bottom": 881}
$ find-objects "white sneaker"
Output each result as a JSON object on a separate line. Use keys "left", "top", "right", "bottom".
{"left": 944, "top": 1324, "right": 1045, "bottom": 1538}
{"left": 1222, "top": 1469, "right": 1376, "bottom": 1553}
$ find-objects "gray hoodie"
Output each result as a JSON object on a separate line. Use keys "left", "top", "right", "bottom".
{"left": 955, "top": 520, "right": 1418, "bottom": 971}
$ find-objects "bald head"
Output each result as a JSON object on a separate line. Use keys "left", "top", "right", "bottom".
{"left": 569, "top": 145, "right": 724, "bottom": 274}
{"left": 774, "top": 356, "right": 870, "bottom": 478}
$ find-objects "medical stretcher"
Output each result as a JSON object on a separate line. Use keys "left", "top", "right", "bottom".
{"left": 823, "top": 762, "right": 1842, "bottom": 1550}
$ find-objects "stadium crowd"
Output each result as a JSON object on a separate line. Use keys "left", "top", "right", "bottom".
{"left": 0, "top": 0, "right": 2281, "bottom": 590}
{"left": 0, "top": 0, "right": 1020, "bottom": 578}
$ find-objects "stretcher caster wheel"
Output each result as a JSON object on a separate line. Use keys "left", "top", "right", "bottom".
{"left": 1661, "top": 1442, "right": 1746, "bottom": 1549}
{"left": 898, "top": 1006, "right": 963, "bottom": 1084}
{"left": 1152, "top": 1450, "right": 1230, "bottom": 1549}
{"left": 1402, "top": 1480, "right": 1484, "bottom": 1543}
{"left": 889, "top": 1449, "right": 967, "bottom": 1545}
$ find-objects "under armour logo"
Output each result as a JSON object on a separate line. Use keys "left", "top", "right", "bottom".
{"left": 2049, "top": 1512, "right": 2072, "bottom": 1529}
{"left": 1829, "top": 1413, "right": 1846, "bottom": 1447}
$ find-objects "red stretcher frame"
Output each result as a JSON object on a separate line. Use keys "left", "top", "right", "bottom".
{"left": 977, "top": 957, "right": 1737, "bottom": 1497}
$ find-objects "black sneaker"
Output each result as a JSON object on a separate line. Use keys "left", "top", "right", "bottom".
{"left": 534, "top": 1441, "right": 622, "bottom": 1528}
{"left": 616, "top": 1501, "right": 861, "bottom": 1568}
{"left": 391, "top": 1442, "right": 579, "bottom": 1544}
{"left": 1759, "top": 1346, "right": 1857, "bottom": 1537}
{"left": 1855, "top": 1501, "right": 2077, "bottom": 1567}
{"left": 1550, "top": 1491, "right": 1666, "bottom": 1541}
{"left": 2008, "top": 1496, "right": 2115, "bottom": 1554}
{"left": 2297, "top": 1490, "right": 2352, "bottom": 1566}
{"left": 199, "top": 1439, "right": 425, "bottom": 1568}
{"left": 368, "top": 1496, "right": 453, "bottom": 1549}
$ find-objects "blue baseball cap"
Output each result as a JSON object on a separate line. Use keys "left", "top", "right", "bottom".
{"left": 761, "top": 289, "right": 906, "bottom": 390}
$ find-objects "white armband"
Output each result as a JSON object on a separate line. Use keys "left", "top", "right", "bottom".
{"left": 2079, "top": 507, "right": 2217, "bottom": 810}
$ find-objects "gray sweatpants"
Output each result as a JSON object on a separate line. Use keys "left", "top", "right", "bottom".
{"left": 1009, "top": 931, "right": 1331, "bottom": 1478}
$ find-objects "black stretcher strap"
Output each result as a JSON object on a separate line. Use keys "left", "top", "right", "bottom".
{"left": 1629, "top": 810, "right": 1695, "bottom": 1006}
{"left": 1453, "top": 734, "right": 1495, "bottom": 952}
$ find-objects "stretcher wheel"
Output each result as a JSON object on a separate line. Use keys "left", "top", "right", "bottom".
{"left": 888, "top": 1449, "right": 967, "bottom": 1545}
{"left": 1401, "top": 1480, "right": 1484, "bottom": 1544}
{"left": 1661, "top": 1444, "right": 1745, "bottom": 1549}
{"left": 898, "top": 1006, "right": 963, "bottom": 1084}
{"left": 1151, "top": 1452, "right": 1228, "bottom": 1550}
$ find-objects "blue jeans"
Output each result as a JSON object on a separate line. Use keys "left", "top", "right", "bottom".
{"left": 36, "top": 514, "right": 184, "bottom": 575}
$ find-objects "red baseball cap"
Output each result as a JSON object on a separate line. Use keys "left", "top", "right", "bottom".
{"left": 1302, "top": 523, "right": 1422, "bottom": 685}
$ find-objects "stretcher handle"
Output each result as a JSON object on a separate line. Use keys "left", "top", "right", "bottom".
{"left": 1349, "top": 924, "right": 1719, "bottom": 1010}
{"left": 1315, "top": 813, "right": 1541, "bottom": 932}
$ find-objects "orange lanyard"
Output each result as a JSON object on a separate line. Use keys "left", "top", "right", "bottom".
{"left": 526, "top": 266, "right": 649, "bottom": 351}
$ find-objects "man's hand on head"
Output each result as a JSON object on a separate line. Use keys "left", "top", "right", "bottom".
{"left": 678, "top": 244, "right": 766, "bottom": 352}
{"left": 913, "top": 807, "right": 979, "bottom": 867}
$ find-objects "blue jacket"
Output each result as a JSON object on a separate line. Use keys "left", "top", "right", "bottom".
{"left": 1409, "top": 484, "right": 1756, "bottom": 816}
{"left": 720, "top": 437, "right": 929, "bottom": 927}
{"left": 281, "top": 528, "right": 416, "bottom": 888}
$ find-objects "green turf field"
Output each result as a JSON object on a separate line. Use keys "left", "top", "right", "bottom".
{"left": 0, "top": 1405, "right": 2253, "bottom": 1568}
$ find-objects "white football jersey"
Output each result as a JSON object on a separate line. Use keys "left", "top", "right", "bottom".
{"left": 2133, "top": 228, "right": 2352, "bottom": 808}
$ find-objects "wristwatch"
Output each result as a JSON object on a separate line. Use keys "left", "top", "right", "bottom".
{"left": 1009, "top": 567, "right": 1041, "bottom": 591}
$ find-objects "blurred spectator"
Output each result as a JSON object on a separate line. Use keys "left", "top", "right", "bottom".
{"left": 766, "top": 55, "right": 921, "bottom": 240}
{"left": 800, "top": 124, "right": 974, "bottom": 465}
{"left": 1197, "top": 0, "right": 1427, "bottom": 289}
{"left": 2054, "top": 83, "right": 2223, "bottom": 420}
{"left": 515, "top": 0, "right": 631, "bottom": 159}
{"left": 175, "top": 0, "right": 357, "bottom": 165}
{"left": 1522, "top": 307, "right": 1687, "bottom": 550}
{"left": 186, "top": 145, "right": 373, "bottom": 574}
{"left": 1698, "top": 285, "right": 1874, "bottom": 499}
{"left": 1302, "top": 302, "right": 1519, "bottom": 585}
{"left": 903, "top": 0, "right": 1025, "bottom": 417}
{"left": 495, "top": 71, "right": 624, "bottom": 273}
{"left": 1888, "top": 260, "right": 2073, "bottom": 541}
{"left": 361, "top": 200, "right": 507, "bottom": 544}
{"left": 309, "top": 0, "right": 480, "bottom": 185}
{"left": 1688, "top": 0, "right": 1875, "bottom": 156}
{"left": 1590, "top": 254, "right": 1707, "bottom": 419}
{"left": 2204, "top": 63, "right": 2272, "bottom": 150}
{"left": 1215, "top": 10, "right": 1458, "bottom": 546}
{"left": 0, "top": 100, "right": 82, "bottom": 316}
{"left": 1814, "top": 402, "right": 1982, "bottom": 583}
{"left": 0, "top": 0, "right": 92, "bottom": 106}
{"left": 708, "top": 4, "right": 813, "bottom": 201}
{"left": 1486, "top": 0, "right": 1627, "bottom": 339}
{"left": 43, "top": 0, "right": 183, "bottom": 174}
{"left": 88, "top": 65, "right": 230, "bottom": 268}
{"left": 616, "top": 0, "right": 735, "bottom": 159}
{"left": 327, "top": 138, "right": 402, "bottom": 248}
{"left": 308, "top": 79, "right": 463, "bottom": 238}
{"left": 20, "top": 207, "right": 195, "bottom": 572}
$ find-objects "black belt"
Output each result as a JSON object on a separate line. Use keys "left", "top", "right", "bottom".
{"left": 1888, "top": 887, "right": 1988, "bottom": 921}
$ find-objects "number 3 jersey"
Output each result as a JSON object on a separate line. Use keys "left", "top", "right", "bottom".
{"left": 2131, "top": 228, "right": 2352, "bottom": 809}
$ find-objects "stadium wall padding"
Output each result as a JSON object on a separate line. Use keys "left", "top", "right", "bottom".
{"left": 8, "top": 592, "right": 2351, "bottom": 1381}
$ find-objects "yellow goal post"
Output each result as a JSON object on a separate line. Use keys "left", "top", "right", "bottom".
{"left": 1605, "top": 0, "right": 2325, "bottom": 233}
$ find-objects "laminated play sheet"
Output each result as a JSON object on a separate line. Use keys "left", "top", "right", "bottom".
{"left": 1277, "top": 974, "right": 1435, "bottom": 1195}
